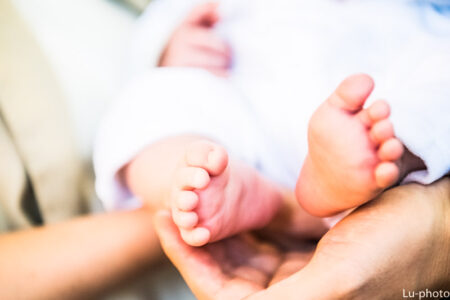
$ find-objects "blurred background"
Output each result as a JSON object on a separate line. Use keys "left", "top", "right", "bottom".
{"left": 8, "top": 0, "right": 194, "bottom": 299}
{"left": 13, "top": 0, "right": 135, "bottom": 161}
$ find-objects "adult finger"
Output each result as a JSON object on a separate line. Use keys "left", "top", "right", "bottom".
{"left": 153, "top": 210, "right": 227, "bottom": 299}
{"left": 154, "top": 211, "right": 266, "bottom": 300}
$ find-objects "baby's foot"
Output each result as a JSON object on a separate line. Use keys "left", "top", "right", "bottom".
{"left": 171, "top": 140, "right": 282, "bottom": 246}
{"left": 296, "top": 74, "right": 405, "bottom": 217}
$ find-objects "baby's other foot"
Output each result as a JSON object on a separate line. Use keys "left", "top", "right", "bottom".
{"left": 296, "top": 74, "right": 404, "bottom": 217}
{"left": 171, "top": 140, "right": 282, "bottom": 246}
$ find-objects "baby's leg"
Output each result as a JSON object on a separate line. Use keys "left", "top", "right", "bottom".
{"left": 296, "top": 74, "right": 424, "bottom": 217}
{"left": 125, "top": 136, "right": 282, "bottom": 246}
{"left": 171, "top": 139, "right": 283, "bottom": 246}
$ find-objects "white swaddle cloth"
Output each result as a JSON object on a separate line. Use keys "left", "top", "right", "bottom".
{"left": 95, "top": 0, "right": 450, "bottom": 210}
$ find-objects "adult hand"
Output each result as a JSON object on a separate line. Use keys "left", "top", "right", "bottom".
{"left": 159, "top": 2, "right": 231, "bottom": 77}
{"left": 152, "top": 190, "right": 328, "bottom": 299}
{"left": 252, "top": 178, "right": 450, "bottom": 299}
{"left": 153, "top": 209, "right": 319, "bottom": 300}
{"left": 154, "top": 178, "right": 450, "bottom": 299}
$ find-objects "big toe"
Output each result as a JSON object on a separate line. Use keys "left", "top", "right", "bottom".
{"left": 180, "top": 227, "right": 211, "bottom": 247}
{"left": 186, "top": 140, "right": 228, "bottom": 176}
{"left": 328, "top": 74, "right": 375, "bottom": 112}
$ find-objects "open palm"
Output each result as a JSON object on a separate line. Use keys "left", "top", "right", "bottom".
{"left": 154, "top": 178, "right": 450, "bottom": 300}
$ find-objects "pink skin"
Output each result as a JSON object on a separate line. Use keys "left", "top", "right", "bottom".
{"left": 159, "top": 2, "right": 231, "bottom": 77}
{"left": 296, "top": 74, "right": 406, "bottom": 217}
{"left": 170, "top": 140, "right": 283, "bottom": 247}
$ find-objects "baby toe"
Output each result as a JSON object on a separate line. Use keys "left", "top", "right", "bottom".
{"left": 205, "top": 146, "right": 228, "bottom": 176}
{"left": 186, "top": 140, "right": 228, "bottom": 176}
{"left": 180, "top": 227, "right": 211, "bottom": 247}
{"left": 176, "top": 167, "right": 210, "bottom": 190}
{"left": 172, "top": 208, "right": 198, "bottom": 229}
{"left": 175, "top": 190, "right": 199, "bottom": 211}
{"left": 378, "top": 138, "right": 404, "bottom": 161}
{"left": 328, "top": 74, "right": 374, "bottom": 112}
{"left": 185, "top": 140, "right": 215, "bottom": 166}
{"left": 368, "top": 100, "right": 390, "bottom": 122}
{"left": 375, "top": 162, "right": 399, "bottom": 188}
{"left": 370, "top": 119, "right": 394, "bottom": 145}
